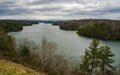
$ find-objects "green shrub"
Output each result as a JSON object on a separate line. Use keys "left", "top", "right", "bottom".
{"left": 0, "top": 27, "right": 15, "bottom": 50}
{"left": 20, "top": 46, "right": 30, "bottom": 56}
{"left": 48, "top": 70, "right": 62, "bottom": 75}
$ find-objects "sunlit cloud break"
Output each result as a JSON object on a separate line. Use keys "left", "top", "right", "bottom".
{"left": 0, "top": 0, "right": 120, "bottom": 20}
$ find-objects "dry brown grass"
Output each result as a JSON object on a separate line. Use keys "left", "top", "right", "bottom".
{"left": 0, "top": 59, "right": 46, "bottom": 75}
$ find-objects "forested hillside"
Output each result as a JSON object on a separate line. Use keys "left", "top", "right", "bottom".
{"left": 53, "top": 19, "right": 120, "bottom": 30}
{"left": 53, "top": 19, "right": 120, "bottom": 40}
{"left": 77, "top": 22, "right": 120, "bottom": 40}
{"left": 0, "top": 20, "right": 39, "bottom": 32}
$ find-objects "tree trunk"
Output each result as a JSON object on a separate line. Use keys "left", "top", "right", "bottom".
{"left": 101, "top": 65, "right": 105, "bottom": 75}
{"left": 90, "top": 55, "right": 95, "bottom": 75}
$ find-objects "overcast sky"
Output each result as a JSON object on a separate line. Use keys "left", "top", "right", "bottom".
{"left": 0, "top": 0, "right": 120, "bottom": 20}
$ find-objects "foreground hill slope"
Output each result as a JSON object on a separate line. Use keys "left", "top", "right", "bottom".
{"left": 0, "top": 59, "right": 46, "bottom": 75}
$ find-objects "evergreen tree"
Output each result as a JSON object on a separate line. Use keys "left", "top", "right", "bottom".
{"left": 99, "top": 46, "right": 115, "bottom": 74}
{"left": 80, "top": 39, "right": 115, "bottom": 75}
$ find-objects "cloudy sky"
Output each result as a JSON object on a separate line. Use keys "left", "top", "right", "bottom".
{"left": 0, "top": 0, "right": 120, "bottom": 20}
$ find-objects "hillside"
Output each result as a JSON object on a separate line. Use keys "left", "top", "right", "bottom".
{"left": 0, "top": 20, "right": 39, "bottom": 32}
{"left": 0, "top": 59, "right": 46, "bottom": 75}
{"left": 52, "top": 19, "right": 120, "bottom": 40}
{"left": 53, "top": 19, "right": 120, "bottom": 30}
{"left": 77, "top": 22, "right": 120, "bottom": 40}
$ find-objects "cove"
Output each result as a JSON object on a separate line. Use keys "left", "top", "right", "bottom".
{"left": 9, "top": 23, "right": 120, "bottom": 66}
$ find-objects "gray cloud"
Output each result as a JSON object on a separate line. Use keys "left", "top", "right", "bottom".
{"left": 102, "top": 7, "right": 120, "bottom": 13}
{"left": 64, "top": 6, "right": 120, "bottom": 16}
{"left": 0, "top": 0, "right": 120, "bottom": 19}
{"left": 26, "top": 0, "right": 79, "bottom": 5}
{"left": 0, "top": 7, "right": 34, "bottom": 15}
{"left": 34, "top": 6, "right": 63, "bottom": 12}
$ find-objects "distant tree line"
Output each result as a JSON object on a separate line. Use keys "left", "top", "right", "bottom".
{"left": 53, "top": 20, "right": 79, "bottom": 30}
{"left": 52, "top": 19, "right": 120, "bottom": 40}
{"left": 0, "top": 20, "right": 39, "bottom": 32}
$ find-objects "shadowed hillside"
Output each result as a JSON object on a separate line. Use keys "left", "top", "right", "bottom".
{"left": 0, "top": 20, "right": 39, "bottom": 32}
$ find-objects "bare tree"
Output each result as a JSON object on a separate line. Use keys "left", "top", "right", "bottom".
{"left": 39, "top": 37, "right": 57, "bottom": 67}
{"left": 16, "top": 38, "right": 38, "bottom": 56}
{"left": 46, "top": 41, "right": 57, "bottom": 67}
{"left": 69, "top": 56, "right": 80, "bottom": 73}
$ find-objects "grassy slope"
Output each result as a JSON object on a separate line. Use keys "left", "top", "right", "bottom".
{"left": 0, "top": 59, "right": 46, "bottom": 75}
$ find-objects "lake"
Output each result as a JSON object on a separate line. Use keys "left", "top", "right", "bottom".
{"left": 9, "top": 23, "right": 120, "bottom": 66}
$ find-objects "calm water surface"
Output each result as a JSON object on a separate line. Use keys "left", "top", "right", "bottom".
{"left": 9, "top": 23, "right": 120, "bottom": 65}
